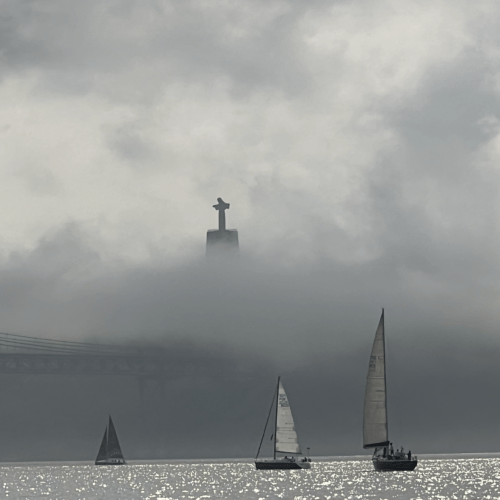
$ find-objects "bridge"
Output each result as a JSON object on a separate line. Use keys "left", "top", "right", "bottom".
{"left": 0, "top": 332, "right": 162, "bottom": 376}
{"left": 0, "top": 331, "right": 237, "bottom": 407}
{"left": 0, "top": 332, "right": 223, "bottom": 378}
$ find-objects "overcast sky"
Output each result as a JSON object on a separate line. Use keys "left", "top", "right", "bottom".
{"left": 1, "top": 0, "right": 500, "bottom": 460}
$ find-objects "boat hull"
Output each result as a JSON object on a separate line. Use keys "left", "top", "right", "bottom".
{"left": 255, "top": 460, "right": 311, "bottom": 470}
{"left": 95, "top": 459, "right": 126, "bottom": 466}
{"left": 372, "top": 458, "right": 417, "bottom": 471}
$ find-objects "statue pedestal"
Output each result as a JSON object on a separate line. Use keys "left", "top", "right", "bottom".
{"left": 206, "top": 229, "right": 239, "bottom": 257}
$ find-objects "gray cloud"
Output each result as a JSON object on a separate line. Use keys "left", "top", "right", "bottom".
{"left": 0, "top": 0, "right": 319, "bottom": 99}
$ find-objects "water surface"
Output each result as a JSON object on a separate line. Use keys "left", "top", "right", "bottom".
{"left": 2, "top": 457, "right": 500, "bottom": 499}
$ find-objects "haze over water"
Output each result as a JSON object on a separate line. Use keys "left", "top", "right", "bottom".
{"left": 4, "top": 457, "right": 500, "bottom": 499}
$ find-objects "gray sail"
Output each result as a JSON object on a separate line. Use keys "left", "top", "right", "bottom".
{"left": 95, "top": 428, "right": 108, "bottom": 463}
{"left": 363, "top": 309, "right": 389, "bottom": 449}
{"left": 275, "top": 380, "right": 301, "bottom": 454}
{"left": 107, "top": 416, "right": 125, "bottom": 459}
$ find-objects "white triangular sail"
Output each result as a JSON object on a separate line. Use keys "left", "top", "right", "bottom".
{"left": 275, "top": 380, "right": 301, "bottom": 454}
{"left": 363, "top": 309, "right": 389, "bottom": 449}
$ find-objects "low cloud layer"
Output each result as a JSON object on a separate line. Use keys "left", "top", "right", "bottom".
{"left": 0, "top": 226, "right": 497, "bottom": 460}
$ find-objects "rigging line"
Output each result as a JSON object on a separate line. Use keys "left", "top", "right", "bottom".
{"left": 0, "top": 332, "right": 135, "bottom": 351}
{"left": 0, "top": 338, "right": 128, "bottom": 355}
{"left": 274, "top": 377, "right": 280, "bottom": 461}
{"left": 255, "top": 386, "right": 277, "bottom": 460}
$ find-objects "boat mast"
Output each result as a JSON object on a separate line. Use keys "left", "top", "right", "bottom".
{"left": 381, "top": 308, "right": 388, "bottom": 443}
{"left": 274, "top": 376, "right": 280, "bottom": 460}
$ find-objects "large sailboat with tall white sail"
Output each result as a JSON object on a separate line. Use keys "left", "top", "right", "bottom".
{"left": 255, "top": 377, "right": 311, "bottom": 470}
{"left": 363, "top": 309, "right": 418, "bottom": 471}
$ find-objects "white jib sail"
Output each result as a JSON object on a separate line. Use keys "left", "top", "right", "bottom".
{"left": 363, "top": 309, "right": 389, "bottom": 449}
{"left": 276, "top": 381, "right": 301, "bottom": 454}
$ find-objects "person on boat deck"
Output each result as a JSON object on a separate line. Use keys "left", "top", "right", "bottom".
{"left": 382, "top": 447, "right": 387, "bottom": 458}
{"left": 389, "top": 443, "right": 394, "bottom": 456}
{"left": 408, "top": 450, "right": 412, "bottom": 460}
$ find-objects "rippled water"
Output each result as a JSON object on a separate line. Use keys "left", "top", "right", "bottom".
{"left": 2, "top": 458, "right": 500, "bottom": 499}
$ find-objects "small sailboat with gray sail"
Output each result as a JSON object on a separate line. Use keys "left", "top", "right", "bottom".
{"left": 95, "top": 416, "right": 126, "bottom": 465}
{"left": 255, "top": 377, "right": 311, "bottom": 470}
{"left": 363, "top": 309, "right": 417, "bottom": 471}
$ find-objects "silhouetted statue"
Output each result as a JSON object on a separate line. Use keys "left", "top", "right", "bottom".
{"left": 213, "top": 198, "right": 230, "bottom": 231}
{"left": 206, "top": 198, "right": 239, "bottom": 257}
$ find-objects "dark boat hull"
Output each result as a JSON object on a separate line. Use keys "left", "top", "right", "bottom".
{"left": 255, "top": 460, "right": 311, "bottom": 470}
{"left": 95, "top": 459, "right": 126, "bottom": 466}
{"left": 373, "top": 458, "right": 418, "bottom": 471}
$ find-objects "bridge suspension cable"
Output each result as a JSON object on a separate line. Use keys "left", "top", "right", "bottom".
{"left": 0, "top": 332, "right": 137, "bottom": 356}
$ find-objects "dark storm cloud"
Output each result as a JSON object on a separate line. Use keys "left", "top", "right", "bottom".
{"left": 366, "top": 56, "right": 500, "bottom": 296}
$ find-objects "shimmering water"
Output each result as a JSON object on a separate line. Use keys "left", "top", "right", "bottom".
{"left": 2, "top": 458, "right": 500, "bottom": 499}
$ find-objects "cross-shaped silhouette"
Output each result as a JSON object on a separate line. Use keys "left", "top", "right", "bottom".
{"left": 213, "top": 198, "right": 230, "bottom": 231}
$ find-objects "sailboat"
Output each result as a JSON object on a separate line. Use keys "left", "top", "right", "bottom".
{"left": 363, "top": 309, "right": 418, "bottom": 471}
{"left": 95, "top": 416, "right": 126, "bottom": 465}
{"left": 255, "top": 377, "right": 311, "bottom": 470}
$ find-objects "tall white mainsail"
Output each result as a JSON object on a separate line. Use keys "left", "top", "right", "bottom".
{"left": 363, "top": 309, "right": 389, "bottom": 449}
{"left": 275, "top": 380, "right": 301, "bottom": 454}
